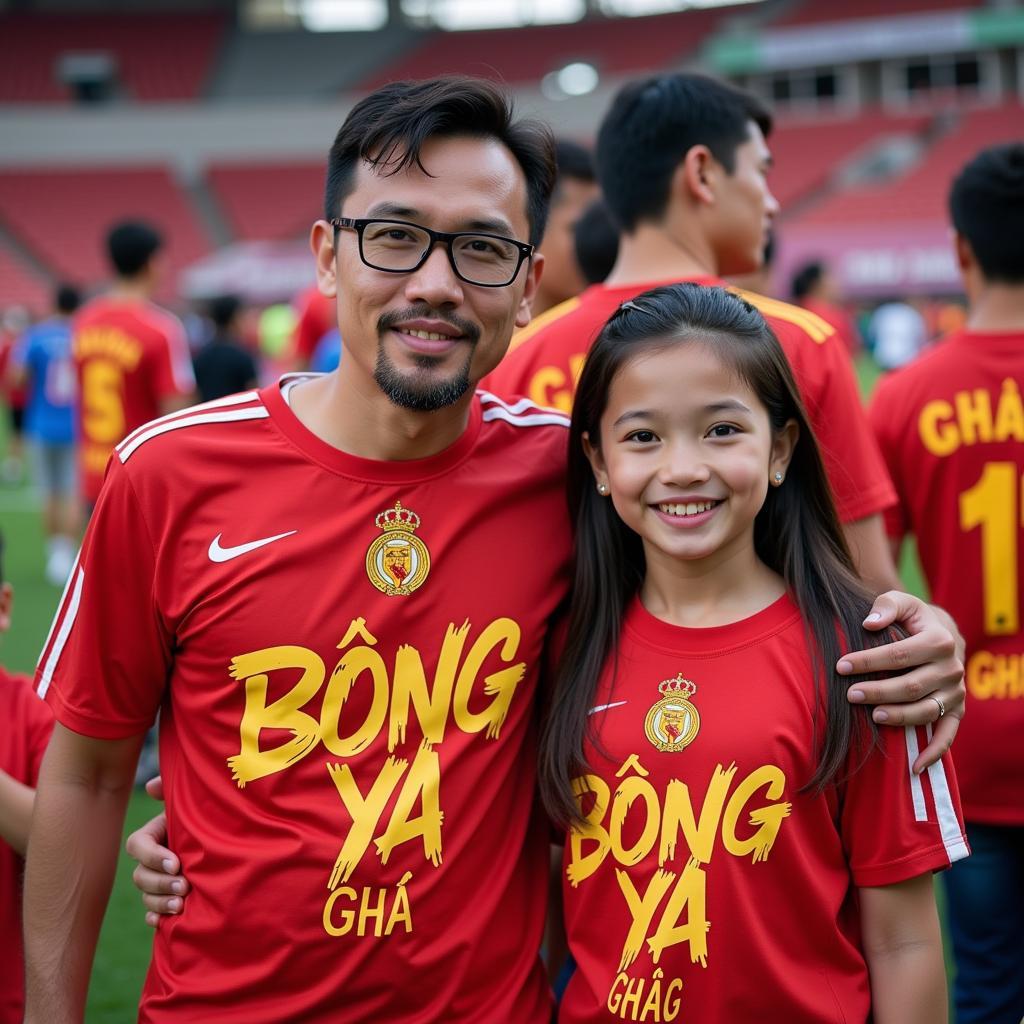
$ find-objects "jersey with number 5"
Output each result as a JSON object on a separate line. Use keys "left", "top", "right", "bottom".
{"left": 869, "top": 329, "right": 1024, "bottom": 825}
{"left": 73, "top": 296, "right": 195, "bottom": 503}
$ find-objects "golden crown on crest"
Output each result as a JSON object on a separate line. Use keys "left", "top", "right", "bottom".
{"left": 375, "top": 501, "right": 421, "bottom": 533}
{"left": 658, "top": 674, "right": 697, "bottom": 698}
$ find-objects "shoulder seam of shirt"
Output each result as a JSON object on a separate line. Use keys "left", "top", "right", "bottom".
{"left": 118, "top": 400, "right": 268, "bottom": 463}
{"left": 506, "top": 295, "right": 583, "bottom": 355}
{"left": 729, "top": 287, "right": 836, "bottom": 344}
{"left": 478, "top": 391, "right": 571, "bottom": 430}
{"left": 115, "top": 390, "right": 261, "bottom": 454}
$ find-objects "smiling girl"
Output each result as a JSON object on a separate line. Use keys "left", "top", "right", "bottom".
{"left": 539, "top": 283, "right": 967, "bottom": 1023}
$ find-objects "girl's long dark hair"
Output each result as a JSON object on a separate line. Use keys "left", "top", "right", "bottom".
{"left": 539, "top": 283, "right": 885, "bottom": 828}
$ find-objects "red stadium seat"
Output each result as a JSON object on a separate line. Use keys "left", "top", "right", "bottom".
{"left": 359, "top": 7, "right": 733, "bottom": 89}
{"left": 0, "top": 166, "right": 212, "bottom": 298}
{"left": 0, "top": 241, "right": 50, "bottom": 315}
{"left": 206, "top": 161, "right": 325, "bottom": 241}
{"left": 794, "top": 102, "right": 1023, "bottom": 227}
{"left": 772, "top": 0, "right": 981, "bottom": 28}
{"left": 0, "top": 13, "right": 226, "bottom": 103}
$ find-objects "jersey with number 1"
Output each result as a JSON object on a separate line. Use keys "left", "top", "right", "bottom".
{"left": 869, "top": 329, "right": 1024, "bottom": 825}
{"left": 73, "top": 296, "right": 194, "bottom": 502}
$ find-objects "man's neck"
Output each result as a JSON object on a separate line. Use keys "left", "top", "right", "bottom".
{"left": 109, "top": 280, "right": 152, "bottom": 303}
{"left": 967, "top": 284, "right": 1024, "bottom": 333}
{"left": 289, "top": 369, "right": 474, "bottom": 462}
{"left": 604, "top": 222, "right": 717, "bottom": 289}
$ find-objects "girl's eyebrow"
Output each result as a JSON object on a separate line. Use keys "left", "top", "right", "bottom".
{"left": 611, "top": 409, "right": 654, "bottom": 427}
{"left": 705, "top": 399, "right": 752, "bottom": 414}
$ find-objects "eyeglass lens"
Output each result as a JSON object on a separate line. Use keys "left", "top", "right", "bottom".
{"left": 360, "top": 221, "right": 520, "bottom": 285}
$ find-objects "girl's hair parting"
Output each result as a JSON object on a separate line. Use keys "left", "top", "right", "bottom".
{"left": 538, "top": 282, "right": 886, "bottom": 827}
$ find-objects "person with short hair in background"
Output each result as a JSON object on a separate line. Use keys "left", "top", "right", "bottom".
{"left": 791, "top": 259, "right": 861, "bottom": 357}
{"left": 869, "top": 142, "right": 1024, "bottom": 1024}
{"left": 192, "top": 294, "right": 259, "bottom": 403}
{"left": 7, "top": 284, "right": 81, "bottom": 585}
{"left": 73, "top": 219, "right": 195, "bottom": 514}
{"left": 530, "top": 139, "right": 599, "bottom": 317}
{"left": 573, "top": 198, "right": 619, "bottom": 287}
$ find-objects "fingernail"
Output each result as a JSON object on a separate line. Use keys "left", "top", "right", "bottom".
{"left": 169, "top": 897, "right": 182, "bottom": 912}
{"left": 874, "top": 710, "right": 889, "bottom": 723}
{"left": 162, "top": 859, "right": 175, "bottom": 873}
{"left": 848, "top": 688, "right": 865, "bottom": 703}
{"left": 171, "top": 881, "right": 184, "bottom": 894}
{"left": 837, "top": 659, "right": 853, "bottom": 674}
{"left": 865, "top": 612, "right": 882, "bottom": 623}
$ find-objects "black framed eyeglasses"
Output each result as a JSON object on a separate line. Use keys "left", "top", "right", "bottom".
{"left": 330, "top": 217, "right": 534, "bottom": 288}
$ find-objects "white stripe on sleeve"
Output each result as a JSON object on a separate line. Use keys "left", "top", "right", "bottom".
{"left": 923, "top": 724, "right": 970, "bottom": 864}
{"left": 904, "top": 726, "right": 928, "bottom": 822}
{"left": 118, "top": 407, "right": 269, "bottom": 463}
{"left": 37, "top": 566, "right": 85, "bottom": 699}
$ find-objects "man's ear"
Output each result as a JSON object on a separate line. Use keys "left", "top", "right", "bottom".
{"left": 515, "top": 251, "right": 545, "bottom": 329}
{"left": 0, "top": 582, "right": 13, "bottom": 635}
{"left": 311, "top": 220, "right": 338, "bottom": 298}
{"left": 679, "top": 145, "right": 717, "bottom": 207}
{"left": 953, "top": 231, "right": 974, "bottom": 275}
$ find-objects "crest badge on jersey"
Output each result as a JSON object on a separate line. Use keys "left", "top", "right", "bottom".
{"left": 644, "top": 673, "right": 700, "bottom": 752}
{"left": 366, "top": 500, "right": 431, "bottom": 596}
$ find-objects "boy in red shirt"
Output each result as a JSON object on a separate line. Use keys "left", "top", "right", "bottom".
{"left": 869, "top": 142, "right": 1024, "bottom": 1024}
{"left": 73, "top": 220, "right": 194, "bottom": 510}
{"left": 0, "top": 532, "right": 55, "bottom": 1024}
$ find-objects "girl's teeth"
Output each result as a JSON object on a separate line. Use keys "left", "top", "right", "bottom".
{"left": 659, "top": 501, "right": 716, "bottom": 516}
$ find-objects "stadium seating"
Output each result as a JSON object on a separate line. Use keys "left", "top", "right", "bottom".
{"left": 0, "top": 167, "right": 211, "bottom": 294}
{"left": 359, "top": 7, "right": 734, "bottom": 89}
{"left": 795, "top": 102, "right": 1023, "bottom": 226}
{"left": 0, "top": 241, "right": 50, "bottom": 314}
{"left": 769, "top": 110, "right": 928, "bottom": 211}
{"left": 206, "top": 161, "right": 325, "bottom": 241}
{"left": 0, "top": 13, "right": 226, "bottom": 102}
{"left": 772, "top": 0, "right": 982, "bottom": 28}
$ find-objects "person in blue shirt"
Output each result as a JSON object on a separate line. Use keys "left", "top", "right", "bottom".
{"left": 8, "top": 285, "right": 80, "bottom": 586}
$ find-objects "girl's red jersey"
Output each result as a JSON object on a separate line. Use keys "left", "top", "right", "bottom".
{"left": 560, "top": 594, "right": 967, "bottom": 1024}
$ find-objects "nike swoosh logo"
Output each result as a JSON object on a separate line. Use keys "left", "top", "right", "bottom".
{"left": 588, "top": 701, "right": 628, "bottom": 716}
{"left": 208, "top": 530, "right": 297, "bottom": 563}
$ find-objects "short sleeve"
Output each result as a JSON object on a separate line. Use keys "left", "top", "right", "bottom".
{"left": 788, "top": 324, "right": 896, "bottom": 525}
{"left": 34, "top": 459, "right": 172, "bottom": 738}
{"left": 841, "top": 723, "right": 968, "bottom": 887}
{"left": 866, "top": 379, "right": 909, "bottom": 541}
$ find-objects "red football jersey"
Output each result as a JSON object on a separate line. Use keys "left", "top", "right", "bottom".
{"left": 484, "top": 279, "right": 896, "bottom": 525}
{"left": 73, "top": 296, "right": 195, "bottom": 502}
{"left": 559, "top": 594, "right": 967, "bottom": 1024}
{"left": 291, "top": 285, "right": 335, "bottom": 362}
{"left": 36, "top": 381, "right": 572, "bottom": 1023}
{"left": 0, "top": 665, "right": 54, "bottom": 1024}
{"left": 869, "top": 329, "right": 1024, "bottom": 825}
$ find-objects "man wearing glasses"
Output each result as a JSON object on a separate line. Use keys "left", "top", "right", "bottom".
{"left": 24, "top": 77, "right": 963, "bottom": 1024}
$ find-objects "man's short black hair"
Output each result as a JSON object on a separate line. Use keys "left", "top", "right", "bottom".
{"left": 950, "top": 142, "right": 1024, "bottom": 284}
{"left": 208, "top": 294, "right": 241, "bottom": 330}
{"left": 791, "top": 261, "right": 824, "bottom": 302}
{"left": 554, "top": 138, "right": 595, "bottom": 199}
{"left": 55, "top": 283, "right": 81, "bottom": 315}
{"left": 106, "top": 220, "right": 163, "bottom": 278}
{"left": 574, "top": 199, "right": 619, "bottom": 285}
{"left": 324, "top": 76, "right": 557, "bottom": 246}
{"left": 596, "top": 73, "right": 772, "bottom": 233}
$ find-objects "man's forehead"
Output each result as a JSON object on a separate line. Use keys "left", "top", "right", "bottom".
{"left": 343, "top": 135, "right": 530, "bottom": 233}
